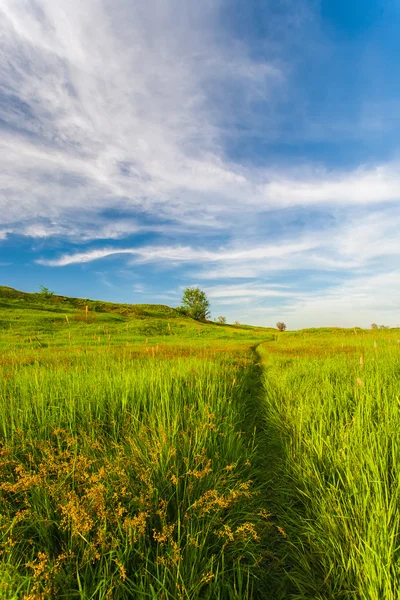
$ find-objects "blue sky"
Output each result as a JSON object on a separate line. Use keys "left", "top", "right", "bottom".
{"left": 1, "top": 0, "right": 400, "bottom": 328}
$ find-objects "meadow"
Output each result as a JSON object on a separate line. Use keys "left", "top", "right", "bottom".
{"left": 0, "top": 286, "right": 399, "bottom": 599}
{"left": 259, "top": 329, "right": 400, "bottom": 599}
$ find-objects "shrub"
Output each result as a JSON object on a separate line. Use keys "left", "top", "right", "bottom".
{"left": 39, "top": 285, "right": 54, "bottom": 298}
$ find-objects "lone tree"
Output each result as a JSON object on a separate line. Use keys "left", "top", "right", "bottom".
{"left": 371, "top": 323, "right": 378, "bottom": 330}
{"left": 217, "top": 316, "right": 227, "bottom": 324}
{"left": 276, "top": 321, "right": 286, "bottom": 332}
{"left": 39, "top": 285, "right": 54, "bottom": 298}
{"left": 181, "top": 287, "right": 211, "bottom": 322}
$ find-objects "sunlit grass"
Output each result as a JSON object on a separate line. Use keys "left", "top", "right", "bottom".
{"left": 0, "top": 350, "right": 281, "bottom": 599}
{"left": 0, "top": 290, "right": 280, "bottom": 599}
{"left": 2, "top": 288, "right": 400, "bottom": 598}
{"left": 258, "top": 330, "right": 400, "bottom": 599}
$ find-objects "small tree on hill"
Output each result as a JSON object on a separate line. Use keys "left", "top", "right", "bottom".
{"left": 276, "top": 321, "right": 286, "bottom": 331}
{"left": 217, "top": 316, "right": 227, "bottom": 324}
{"left": 39, "top": 285, "right": 54, "bottom": 298}
{"left": 371, "top": 323, "right": 378, "bottom": 330}
{"left": 180, "top": 287, "right": 210, "bottom": 322}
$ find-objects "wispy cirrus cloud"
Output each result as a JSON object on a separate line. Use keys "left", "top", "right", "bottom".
{"left": 0, "top": 0, "right": 282, "bottom": 237}
{"left": 36, "top": 203, "right": 400, "bottom": 277}
{"left": 36, "top": 238, "right": 319, "bottom": 266}
{"left": 205, "top": 282, "right": 296, "bottom": 301}
{"left": 0, "top": 216, "right": 191, "bottom": 242}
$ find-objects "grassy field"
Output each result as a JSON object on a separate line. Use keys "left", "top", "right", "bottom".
{"left": 0, "top": 287, "right": 399, "bottom": 599}
{"left": 258, "top": 329, "right": 400, "bottom": 599}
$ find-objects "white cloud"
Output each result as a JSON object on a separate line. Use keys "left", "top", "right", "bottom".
{"left": 331, "top": 208, "right": 400, "bottom": 263}
{"left": 0, "top": 217, "right": 176, "bottom": 242}
{"left": 205, "top": 271, "right": 400, "bottom": 329}
{"left": 1, "top": 0, "right": 400, "bottom": 244}
{"left": 0, "top": 0, "right": 283, "bottom": 236}
{"left": 278, "top": 271, "right": 400, "bottom": 329}
{"left": 0, "top": 229, "right": 12, "bottom": 240}
{"left": 206, "top": 282, "right": 296, "bottom": 300}
{"left": 36, "top": 237, "right": 321, "bottom": 266}
{"left": 261, "top": 164, "right": 400, "bottom": 208}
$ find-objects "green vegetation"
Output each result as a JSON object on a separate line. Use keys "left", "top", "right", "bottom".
{"left": 0, "top": 288, "right": 279, "bottom": 599}
{"left": 179, "top": 287, "right": 211, "bottom": 322}
{"left": 1, "top": 287, "right": 400, "bottom": 598}
{"left": 38, "top": 285, "right": 55, "bottom": 298}
{"left": 258, "top": 329, "right": 400, "bottom": 599}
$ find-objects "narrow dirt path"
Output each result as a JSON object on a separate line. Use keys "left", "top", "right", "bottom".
{"left": 235, "top": 343, "right": 297, "bottom": 599}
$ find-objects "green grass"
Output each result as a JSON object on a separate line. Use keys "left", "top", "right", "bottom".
{"left": 0, "top": 288, "right": 282, "bottom": 599}
{"left": 1, "top": 351, "right": 277, "bottom": 599}
{"left": 0, "top": 286, "right": 275, "bottom": 351}
{"left": 1, "top": 288, "right": 400, "bottom": 598}
{"left": 258, "top": 329, "right": 400, "bottom": 599}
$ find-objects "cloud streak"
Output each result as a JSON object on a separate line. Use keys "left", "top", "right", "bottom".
{"left": 36, "top": 239, "right": 319, "bottom": 266}
{"left": 36, "top": 204, "right": 400, "bottom": 280}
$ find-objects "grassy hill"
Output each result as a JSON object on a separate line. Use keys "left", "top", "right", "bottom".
{"left": 0, "top": 286, "right": 276, "bottom": 351}
{"left": 0, "top": 285, "right": 184, "bottom": 318}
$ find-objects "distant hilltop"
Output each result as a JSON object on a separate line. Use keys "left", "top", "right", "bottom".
{"left": 0, "top": 285, "right": 182, "bottom": 320}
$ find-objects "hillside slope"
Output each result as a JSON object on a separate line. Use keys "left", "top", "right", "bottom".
{"left": 0, "top": 286, "right": 276, "bottom": 350}
{"left": 0, "top": 285, "right": 181, "bottom": 319}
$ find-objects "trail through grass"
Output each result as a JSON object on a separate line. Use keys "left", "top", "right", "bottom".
{"left": 258, "top": 330, "right": 400, "bottom": 599}
{"left": 0, "top": 290, "right": 285, "bottom": 599}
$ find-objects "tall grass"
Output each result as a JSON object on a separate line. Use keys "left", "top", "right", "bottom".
{"left": 0, "top": 347, "right": 281, "bottom": 599}
{"left": 259, "top": 332, "right": 400, "bottom": 599}
{"left": 4, "top": 289, "right": 400, "bottom": 598}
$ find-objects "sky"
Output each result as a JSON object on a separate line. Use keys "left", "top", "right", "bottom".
{"left": 1, "top": 0, "right": 400, "bottom": 328}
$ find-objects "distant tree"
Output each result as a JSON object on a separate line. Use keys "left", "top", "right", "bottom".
{"left": 39, "top": 285, "right": 54, "bottom": 298}
{"left": 371, "top": 323, "right": 378, "bottom": 330}
{"left": 276, "top": 322, "right": 286, "bottom": 332}
{"left": 180, "top": 287, "right": 210, "bottom": 322}
{"left": 217, "top": 316, "right": 227, "bottom": 324}
{"left": 234, "top": 320, "right": 240, "bottom": 327}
